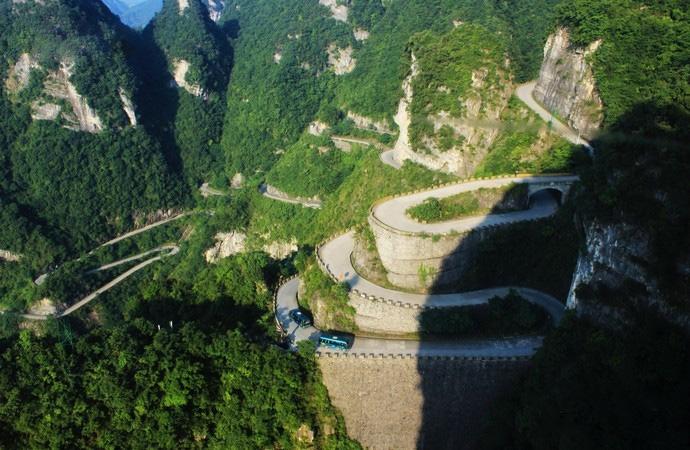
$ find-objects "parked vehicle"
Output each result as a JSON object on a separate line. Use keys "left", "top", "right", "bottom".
{"left": 289, "top": 309, "right": 313, "bottom": 328}
{"left": 318, "top": 332, "right": 354, "bottom": 350}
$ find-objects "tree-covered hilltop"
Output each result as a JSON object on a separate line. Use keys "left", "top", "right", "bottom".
{"left": 0, "top": 0, "right": 186, "bottom": 266}
{"left": 217, "top": 0, "right": 568, "bottom": 175}
{"left": 147, "top": 0, "right": 233, "bottom": 185}
{"left": 218, "top": 0, "right": 354, "bottom": 174}
{"left": 151, "top": 0, "right": 231, "bottom": 94}
{"left": 556, "top": 0, "right": 690, "bottom": 127}
{"left": 478, "top": 1, "right": 690, "bottom": 447}
{"left": 2, "top": 0, "right": 139, "bottom": 128}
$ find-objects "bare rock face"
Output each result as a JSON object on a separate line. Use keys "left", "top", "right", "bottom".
{"left": 319, "top": 0, "right": 348, "bottom": 22}
{"left": 273, "top": 50, "right": 283, "bottom": 64}
{"left": 568, "top": 220, "right": 690, "bottom": 332}
{"left": 308, "top": 120, "right": 330, "bottom": 136}
{"left": 5, "top": 53, "right": 39, "bottom": 93}
{"left": 178, "top": 0, "right": 189, "bottom": 14}
{"left": 41, "top": 61, "right": 103, "bottom": 133}
{"left": 205, "top": 231, "right": 247, "bottom": 263}
{"left": 172, "top": 59, "right": 206, "bottom": 98}
{"left": 231, "top": 172, "right": 245, "bottom": 189}
{"left": 327, "top": 44, "right": 356, "bottom": 75}
{"left": 534, "top": 28, "right": 603, "bottom": 139}
{"left": 202, "top": 0, "right": 225, "bottom": 22}
{"left": 346, "top": 111, "right": 391, "bottom": 134}
{"left": 388, "top": 53, "right": 419, "bottom": 167}
{"left": 353, "top": 28, "right": 369, "bottom": 41}
{"left": 392, "top": 49, "right": 512, "bottom": 176}
{"left": 7, "top": 55, "right": 104, "bottom": 133}
{"left": 27, "top": 298, "right": 57, "bottom": 317}
{"left": 119, "top": 88, "right": 137, "bottom": 127}
{"left": 0, "top": 249, "right": 23, "bottom": 262}
{"left": 262, "top": 238, "right": 298, "bottom": 259}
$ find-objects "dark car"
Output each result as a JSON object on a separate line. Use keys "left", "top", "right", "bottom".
{"left": 289, "top": 309, "right": 313, "bottom": 328}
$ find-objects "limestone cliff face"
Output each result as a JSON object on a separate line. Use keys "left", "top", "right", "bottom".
{"left": 5, "top": 54, "right": 138, "bottom": 132}
{"left": 396, "top": 54, "right": 513, "bottom": 177}
{"left": 202, "top": 0, "right": 224, "bottom": 22}
{"left": 534, "top": 28, "right": 603, "bottom": 139}
{"left": 172, "top": 59, "right": 206, "bottom": 98}
{"left": 568, "top": 220, "right": 690, "bottom": 332}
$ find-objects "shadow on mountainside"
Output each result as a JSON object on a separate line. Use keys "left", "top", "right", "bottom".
{"left": 414, "top": 185, "right": 573, "bottom": 450}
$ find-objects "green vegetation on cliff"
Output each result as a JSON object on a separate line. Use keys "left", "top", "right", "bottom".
{"left": 480, "top": 314, "right": 690, "bottom": 450}
{"left": 419, "top": 291, "right": 550, "bottom": 337}
{"left": 407, "top": 184, "right": 528, "bottom": 223}
{"left": 556, "top": 0, "right": 690, "bottom": 127}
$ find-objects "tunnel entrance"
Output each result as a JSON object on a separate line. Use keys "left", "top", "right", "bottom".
{"left": 528, "top": 187, "right": 563, "bottom": 207}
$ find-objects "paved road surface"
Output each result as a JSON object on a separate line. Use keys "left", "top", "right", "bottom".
{"left": 377, "top": 81, "right": 592, "bottom": 171}
{"left": 372, "top": 175, "right": 578, "bottom": 234}
{"left": 515, "top": 82, "right": 593, "bottom": 150}
{"left": 22, "top": 245, "right": 180, "bottom": 320}
{"left": 276, "top": 277, "right": 549, "bottom": 357}
{"left": 259, "top": 184, "right": 322, "bottom": 209}
{"left": 98, "top": 214, "right": 187, "bottom": 248}
{"left": 379, "top": 149, "right": 402, "bottom": 169}
{"left": 318, "top": 231, "right": 564, "bottom": 321}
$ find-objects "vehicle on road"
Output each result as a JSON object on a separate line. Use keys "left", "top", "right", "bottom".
{"left": 289, "top": 309, "right": 313, "bottom": 328}
{"left": 318, "top": 332, "right": 354, "bottom": 350}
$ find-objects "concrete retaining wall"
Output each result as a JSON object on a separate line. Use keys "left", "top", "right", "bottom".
{"left": 369, "top": 215, "right": 503, "bottom": 290}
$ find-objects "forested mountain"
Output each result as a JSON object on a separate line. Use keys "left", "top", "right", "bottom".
{"left": 147, "top": 0, "right": 232, "bottom": 184}
{"left": 0, "top": 0, "right": 687, "bottom": 447}
{"left": 0, "top": 0, "right": 185, "bottom": 249}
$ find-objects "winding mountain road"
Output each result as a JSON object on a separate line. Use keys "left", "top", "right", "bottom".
{"left": 378, "top": 81, "right": 591, "bottom": 170}
{"left": 276, "top": 175, "right": 574, "bottom": 357}
{"left": 259, "top": 184, "right": 322, "bottom": 209}
{"left": 22, "top": 245, "right": 180, "bottom": 321}
{"left": 515, "top": 82, "right": 592, "bottom": 150}
{"left": 372, "top": 175, "right": 578, "bottom": 234}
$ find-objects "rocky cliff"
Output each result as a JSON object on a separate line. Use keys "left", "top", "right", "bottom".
{"left": 396, "top": 26, "right": 513, "bottom": 177}
{"left": 533, "top": 28, "right": 603, "bottom": 139}
{"left": 201, "top": 0, "right": 225, "bottom": 21}
{"left": 4, "top": 54, "right": 140, "bottom": 133}
{"left": 568, "top": 220, "right": 690, "bottom": 332}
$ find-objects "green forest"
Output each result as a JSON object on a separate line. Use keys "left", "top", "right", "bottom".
{"left": 0, "top": 0, "right": 688, "bottom": 447}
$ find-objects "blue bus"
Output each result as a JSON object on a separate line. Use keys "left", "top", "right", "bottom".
{"left": 318, "top": 332, "right": 354, "bottom": 350}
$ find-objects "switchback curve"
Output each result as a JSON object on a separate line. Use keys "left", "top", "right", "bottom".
{"left": 22, "top": 245, "right": 180, "bottom": 321}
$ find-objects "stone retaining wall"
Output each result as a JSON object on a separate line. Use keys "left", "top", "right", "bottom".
{"left": 369, "top": 215, "right": 506, "bottom": 290}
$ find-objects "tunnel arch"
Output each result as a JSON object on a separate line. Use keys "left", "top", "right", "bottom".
{"left": 528, "top": 187, "right": 564, "bottom": 206}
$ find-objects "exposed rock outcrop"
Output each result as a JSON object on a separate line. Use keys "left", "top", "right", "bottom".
{"left": 0, "top": 249, "right": 23, "bottom": 262}
{"left": 119, "top": 88, "right": 137, "bottom": 127}
{"left": 389, "top": 53, "right": 419, "bottom": 166}
{"left": 353, "top": 28, "right": 369, "bottom": 41}
{"left": 231, "top": 172, "right": 245, "bottom": 189}
{"left": 319, "top": 0, "right": 347, "bottom": 22}
{"left": 534, "top": 28, "right": 603, "bottom": 139}
{"left": 178, "top": 0, "right": 189, "bottom": 14}
{"left": 202, "top": 0, "right": 225, "bottom": 21}
{"left": 205, "top": 231, "right": 247, "bottom": 263}
{"left": 400, "top": 62, "right": 512, "bottom": 177}
{"left": 567, "top": 220, "right": 690, "bottom": 332}
{"left": 40, "top": 61, "right": 103, "bottom": 133}
{"left": 172, "top": 59, "right": 205, "bottom": 97}
{"left": 327, "top": 44, "right": 356, "bottom": 75}
{"left": 308, "top": 120, "right": 330, "bottom": 136}
{"left": 6, "top": 54, "right": 106, "bottom": 133}
{"left": 27, "top": 298, "right": 57, "bottom": 317}
{"left": 5, "top": 53, "right": 39, "bottom": 93}
{"left": 262, "top": 238, "right": 298, "bottom": 259}
{"left": 346, "top": 111, "right": 392, "bottom": 134}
